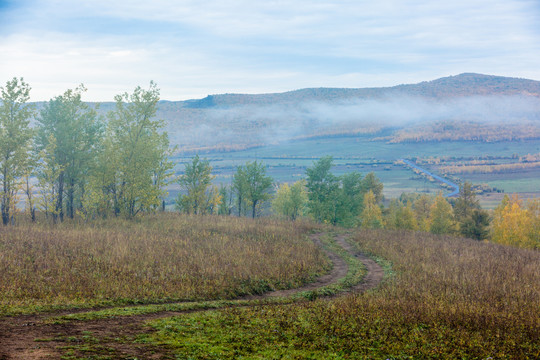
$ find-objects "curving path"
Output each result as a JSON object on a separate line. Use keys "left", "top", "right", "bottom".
{"left": 0, "top": 232, "right": 383, "bottom": 360}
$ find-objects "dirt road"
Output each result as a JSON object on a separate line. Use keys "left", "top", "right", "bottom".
{"left": 0, "top": 232, "right": 383, "bottom": 359}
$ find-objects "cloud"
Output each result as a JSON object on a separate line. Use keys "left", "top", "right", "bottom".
{"left": 1, "top": 0, "right": 539, "bottom": 100}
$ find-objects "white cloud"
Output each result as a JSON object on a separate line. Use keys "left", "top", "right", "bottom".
{"left": 1, "top": 0, "right": 539, "bottom": 100}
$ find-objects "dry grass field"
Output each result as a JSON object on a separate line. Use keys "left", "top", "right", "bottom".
{"left": 0, "top": 214, "right": 326, "bottom": 316}
{"left": 143, "top": 229, "right": 540, "bottom": 359}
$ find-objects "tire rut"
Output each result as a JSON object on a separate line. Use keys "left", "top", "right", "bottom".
{"left": 0, "top": 232, "right": 384, "bottom": 360}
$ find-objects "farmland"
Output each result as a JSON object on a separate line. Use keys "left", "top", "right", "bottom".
{"left": 171, "top": 136, "right": 540, "bottom": 206}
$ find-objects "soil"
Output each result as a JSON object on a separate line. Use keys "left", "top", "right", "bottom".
{"left": 0, "top": 232, "right": 384, "bottom": 359}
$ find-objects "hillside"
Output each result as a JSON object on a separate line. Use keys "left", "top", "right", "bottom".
{"left": 185, "top": 73, "right": 540, "bottom": 108}
{"left": 33, "top": 73, "right": 540, "bottom": 153}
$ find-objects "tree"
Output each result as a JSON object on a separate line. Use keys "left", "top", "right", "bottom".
{"left": 413, "top": 194, "right": 434, "bottom": 231}
{"left": 338, "top": 172, "right": 365, "bottom": 227}
{"left": 387, "top": 200, "right": 418, "bottom": 230}
{"left": 453, "top": 181, "right": 489, "bottom": 240}
{"left": 218, "top": 184, "right": 234, "bottom": 216}
{"left": 305, "top": 156, "right": 339, "bottom": 223}
{"left": 492, "top": 194, "right": 536, "bottom": 248}
{"left": 0, "top": 77, "right": 34, "bottom": 225}
{"left": 454, "top": 182, "right": 479, "bottom": 221}
{"left": 429, "top": 193, "right": 455, "bottom": 235}
{"left": 176, "top": 155, "right": 216, "bottom": 214}
{"left": 89, "top": 81, "right": 173, "bottom": 218}
{"left": 272, "top": 180, "right": 308, "bottom": 221}
{"left": 244, "top": 161, "right": 273, "bottom": 218}
{"left": 305, "top": 156, "right": 383, "bottom": 226}
{"left": 360, "top": 190, "right": 384, "bottom": 229}
{"left": 36, "top": 85, "right": 102, "bottom": 222}
{"left": 36, "top": 135, "right": 64, "bottom": 220}
{"left": 361, "top": 172, "right": 383, "bottom": 203}
{"left": 232, "top": 165, "right": 248, "bottom": 217}
{"left": 460, "top": 209, "right": 490, "bottom": 240}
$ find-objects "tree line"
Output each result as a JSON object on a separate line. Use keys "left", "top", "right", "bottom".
{"left": 0, "top": 78, "right": 173, "bottom": 224}
{"left": 175, "top": 154, "right": 384, "bottom": 226}
{"left": 2, "top": 77, "right": 538, "bottom": 249}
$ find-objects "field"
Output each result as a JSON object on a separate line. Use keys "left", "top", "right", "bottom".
{"left": 171, "top": 136, "right": 540, "bottom": 206}
{"left": 0, "top": 214, "right": 326, "bottom": 316}
{"left": 141, "top": 229, "right": 540, "bottom": 359}
{"left": 1, "top": 215, "right": 539, "bottom": 359}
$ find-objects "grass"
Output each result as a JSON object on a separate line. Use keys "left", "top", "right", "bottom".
{"left": 140, "top": 229, "right": 540, "bottom": 359}
{"left": 0, "top": 213, "right": 327, "bottom": 316}
{"left": 45, "top": 231, "right": 366, "bottom": 324}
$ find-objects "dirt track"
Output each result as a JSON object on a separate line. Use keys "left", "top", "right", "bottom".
{"left": 0, "top": 232, "right": 383, "bottom": 359}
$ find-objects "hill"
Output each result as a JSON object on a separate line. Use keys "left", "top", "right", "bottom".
{"left": 32, "top": 73, "right": 540, "bottom": 153}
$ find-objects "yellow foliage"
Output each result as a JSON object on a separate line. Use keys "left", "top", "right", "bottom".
{"left": 492, "top": 194, "right": 539, "bottom": 249}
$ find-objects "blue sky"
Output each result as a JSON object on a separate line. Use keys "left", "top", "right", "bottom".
{"left": 1, "top": 0, "right": 539, "bottom": 101}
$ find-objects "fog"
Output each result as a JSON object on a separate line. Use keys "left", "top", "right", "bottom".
{"left": 168, "top": 94, "right": 540, "bottom": 151}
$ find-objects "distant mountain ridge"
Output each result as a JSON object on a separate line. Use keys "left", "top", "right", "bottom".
{"left": 183, "top": 73, "right": 540, "bottom": 108}
{"left": 30, "top": 73, "right": 540, "bottom": 153}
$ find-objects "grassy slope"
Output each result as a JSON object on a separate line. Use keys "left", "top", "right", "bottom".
{"left": 143, "top": 229, "right": 540, "bottom": 359}
{"left": 0, "top": 214, "right": 327, "bottom": 316}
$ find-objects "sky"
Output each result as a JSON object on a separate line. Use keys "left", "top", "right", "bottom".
{"left": 1, "top": 0, "right": 539, "bottom": 101}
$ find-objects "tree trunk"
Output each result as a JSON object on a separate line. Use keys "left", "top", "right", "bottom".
{"left": 2, "top": 175, "right": 9, "bottom": 225}
{"left": 1, "top": 204, "right": 8, "bottom": 225}
{"left": 252, "top": 200, "right": 257, "bottom": 218}
{"left": 237, "top": 194, "right": 242, "bottom": 217}
{"left": 56, "top": 172, "right": 65, "bottom": 223}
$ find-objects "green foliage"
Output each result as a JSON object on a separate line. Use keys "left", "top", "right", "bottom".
{"left": 176, "top": 155, "right": 218, "bottom": 214}
{"left": 0, "top": 77, "right": 34, "bottom": 225}
{"left": 233, "top": 161, "right": 273, "bottom": 218}
{"left": 271, "top": 180, "right": 308, "bottom": 220}
{"left": 386, "top": 199, "right": 418, "bottom": 230}
{"left": 84, "top": 82, "right": 173, "bottom": 219}
{"left": 36, "top": 85, "right": 102, "bottom": 222}
{"left": 306, "top": 157, "right": 383, "bottom": 226}
{"left": 454, "top": 181, "right": 489, "bottom": 239}
{"left": 218, "top": 184, "right": 234, "bottom": 215}
{"left": 305, "top": 156, "right": 339, "bottom": 224}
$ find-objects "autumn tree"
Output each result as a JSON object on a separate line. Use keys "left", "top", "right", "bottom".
{"left": 492, "top": 194, "right": 537, "bottom": 248}
{"left": 387, "top": 200, "right": 418, "bottom": 230}
{"left": 360, "top": 190, "right": 384, "bottom": 229}
{"left": 429, "top": 193, "right": 456, "bottom": 235}
{"left": 0, "top": 77, "right": 34, "bottom": 225}
{"left": 272, "top": 180, "right": 308, "bottom": 221}
{"left": 413, "top": 194, "right": 434, "bottom": 232}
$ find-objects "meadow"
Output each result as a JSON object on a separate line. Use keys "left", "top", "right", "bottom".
{"left": 142, "top": 229, "right": 540, "bottom": 359}
{"left": 0, "top": 214, "right": 326, "bottom": 316}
